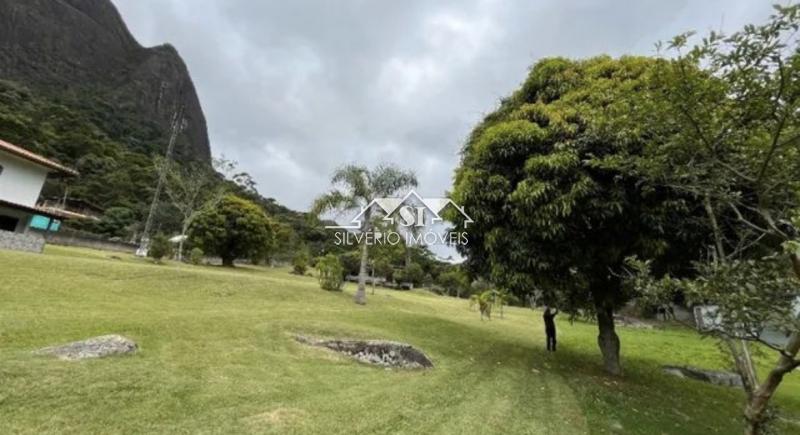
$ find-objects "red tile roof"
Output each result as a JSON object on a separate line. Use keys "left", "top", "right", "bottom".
{"left": 0, "top": 139, "right": 78, "bottom": 176}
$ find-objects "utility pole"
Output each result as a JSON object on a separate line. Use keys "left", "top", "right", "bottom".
{"left": 136, "top": 105, "right": 185, "bottom": 256}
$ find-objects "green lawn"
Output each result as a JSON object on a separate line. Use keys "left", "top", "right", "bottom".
{"left": 1, "top": 246, "right": 798, "bottom": 434}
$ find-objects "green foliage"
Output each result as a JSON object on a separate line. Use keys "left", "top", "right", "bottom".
{"left": 189, "top": 195, "right": 275, "bottom": 267}
{"left": 471, "top": 278, "right": 492, "bottom": 294}
{"left": 292, "top": 250, "right": 310, "bottom": 275}
{"left": 492, "top": 289, "right": 515, "bottom": 317}
{"left": 373, "top": 258, "right": 394, "bottom": 281}
{"left": 0, "top": 79, "right": 166, "bottom": 219}
{"left": 626, "top": 255, "right": 800, "bottom": 340}
{"left": 622, "top": 8, "right": 800, "bottom": 429}
{"left": 189, "top": 247, "right": 204, "bottom": 265}
{"left": 317, "top": 254, "right": 344, "bottom": 291}
{"left": 397, "top": 262, "right": 424, "bottom": 286}
{"left": 423, "top": 273, "right": 434, "bottom": 288}
{"left": 625, "top": 5, "right": 800, "bottom": 346}
{"left": 470, "top": 290, "right": 494, "bottom": 320}
{"left": 271, "top": 222, "right": 300, "bottom": 263}
{"left": 450, "top": 55, "right": 701, "bottom": 315}
{"left": 311, "top": 164, "right": 418, "bottom": 219}
{"left": 147, "top": 234, "right": 172, "bottom": 263}
{"left": 86, "top": 207, "right": 137, "bottom": 239}
{"left": 338, "top": 251, "right": 361, "bottom": 277}
{"left": 312, "top": 163, "right": 417, "bottom": 304}
{"left": 0, "top": 79, "right": 325, "bottom": 259}
{"left": 436, "top": 269, "right": 470, "bottom": 297}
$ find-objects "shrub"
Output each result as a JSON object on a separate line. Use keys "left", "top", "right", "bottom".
{"left": 189, "top": 247, "right": 204, "bottom": 265}
{"left": 437, "top": 269, "right": 469, "bottom": 298}
{"left": 338, "top": 251, "right": 361, "bottom": 277}
{"left": 292, "top": 251, "right": 309, "bottom": 275}
{"left": 400, "top": 262, "right": 424, "bottom": 286}
{"left": 148, "top": 234, "right": 172, "bottom": 264}
{"left": 309, "top": 255, "right": 320, "bottom": 268}
{"left": 90, "top": 207, "right": 137, "bottom": 238}
{"left": 317, "top": 254, "right": 344, "bottom": 291}
{"left": 374, "top": 258, "right": 394, "bottom": 281}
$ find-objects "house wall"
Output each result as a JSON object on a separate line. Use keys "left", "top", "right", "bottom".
{"left": 0, "top": 151, "right": 49, "bottom": 207}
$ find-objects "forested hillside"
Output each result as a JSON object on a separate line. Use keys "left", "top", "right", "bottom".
{"left": 0, "top": 0, "right": 331, "bottom": 255}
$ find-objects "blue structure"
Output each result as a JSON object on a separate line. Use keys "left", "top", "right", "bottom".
{"left": 29, "top": 214, "right": 61, "bottom": 231}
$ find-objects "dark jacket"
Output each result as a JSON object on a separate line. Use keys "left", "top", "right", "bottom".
{"left": 543, "top": 309, "right": 558, "bottom": 333}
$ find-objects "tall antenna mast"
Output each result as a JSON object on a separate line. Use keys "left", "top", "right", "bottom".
{"left": 136, "top": 104, "right": 186, "bottom": 256}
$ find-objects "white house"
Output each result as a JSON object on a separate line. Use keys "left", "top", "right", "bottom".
{"left": 0, "top": 138, "right": 78, "bottom": 252}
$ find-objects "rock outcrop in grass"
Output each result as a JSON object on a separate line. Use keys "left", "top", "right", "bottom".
{"left": 662, "top": 365, "right": 743, "bottom": 388}
{"left": 295, "top": 335, "right": 433, "bottom": 369}
{"left": 34, "top": 335, "right": 137, "bottom": 361}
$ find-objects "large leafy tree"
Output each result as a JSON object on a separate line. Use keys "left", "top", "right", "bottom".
{"left": 624, "top": 6, "right": 800, "bottom": 433}
{"left": 450, "top": 56, "right": 700, "bottom": 374}
{"left": 189, "top": 195, "right": 275, "bottom": 267}
{"left": 312, "top": 164, "right": 417, "bottom": 305}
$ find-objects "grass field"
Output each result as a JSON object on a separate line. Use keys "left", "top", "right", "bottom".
{"left": 1, "top": 246, "right": 799, "bottom": 434}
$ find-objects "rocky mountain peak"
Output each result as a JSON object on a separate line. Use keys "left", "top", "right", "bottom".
{"left": 0, "top": 0, "right": 211, "bottom": 162}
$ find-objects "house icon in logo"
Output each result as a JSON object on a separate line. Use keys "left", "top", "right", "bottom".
{"left": 325, "top": 190, "right": 473, "bottom": 229}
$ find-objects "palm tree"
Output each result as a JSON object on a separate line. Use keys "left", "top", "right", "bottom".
{"left": 312, "top": 163, "right": 417, "bottom": 305}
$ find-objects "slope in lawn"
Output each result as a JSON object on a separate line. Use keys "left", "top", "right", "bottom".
{"left": 0, "top": 246, "right": 798, "bottom": 434}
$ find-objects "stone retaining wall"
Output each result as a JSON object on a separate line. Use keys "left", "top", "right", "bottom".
{"left": 46, "top": 229, "right": 137, "bottom": 254}
{"left": 0, "top": 230, "right": 45, "bottom": 253}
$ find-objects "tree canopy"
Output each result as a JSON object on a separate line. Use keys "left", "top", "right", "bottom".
{"left": 189, "top": 195, "right": 275, "bottom": 267}
{"left": 450, "top": 56, "right": 704, "bottom": 374}
{"left": 619, "top": 6, "right": 800, "bottom": 432}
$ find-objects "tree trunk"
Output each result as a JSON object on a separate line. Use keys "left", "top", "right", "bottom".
{"left": 354, "top": 209, "right": 371, "bottom": 305}
{"left": 355, "top": 241, "right": 369, "bottom": 305}
{"left": 222, "top": 256, "right": 234, "bottom": 267}
{"left": 176, "top": 221, "right": 190, "bottom": 262}
{"left": 596, "top": 304, "right": 622, "bottom": 375}
{"left": 744, "top": 332, "right": 800, "bottom": 435}
{"left": 726, "top": 339, "right": 758, "bottom": 394}
{"left": 177, "top": 239, "right": 184, "bottom": 261}
{"left": 741, "top": 252, "right": 800, "bottom": 434}
{"left": 370, "top": 262, "right": 376, "bottom": 295}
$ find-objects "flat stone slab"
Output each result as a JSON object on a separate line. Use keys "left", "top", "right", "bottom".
{"left": 295, "top": 335, "right": 433, "bottom": 369}
{"left": 662, "top": 365, "right": 743, "bottom": 388}
{"left": 614, "top": 315, "right": 655, "bottom": 329}
{"left": 34, "top": 334, "right": 137, "bottom": 361}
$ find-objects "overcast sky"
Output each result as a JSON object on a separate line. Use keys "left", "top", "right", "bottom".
{"left": 113, "top": 0, "right": 776, "bottom": 212}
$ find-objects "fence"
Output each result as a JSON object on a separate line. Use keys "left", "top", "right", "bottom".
{"left": 44, "top": 228, "right": 138, "bottom": 254}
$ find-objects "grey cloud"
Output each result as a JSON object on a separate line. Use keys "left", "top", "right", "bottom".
{"left": 113, "top": 0, "right": 775, "bottom": 210}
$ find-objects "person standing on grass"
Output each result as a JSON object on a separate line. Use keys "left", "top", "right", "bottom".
{"left": 543, "top": 306, "right": 558, "bottom": 352}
